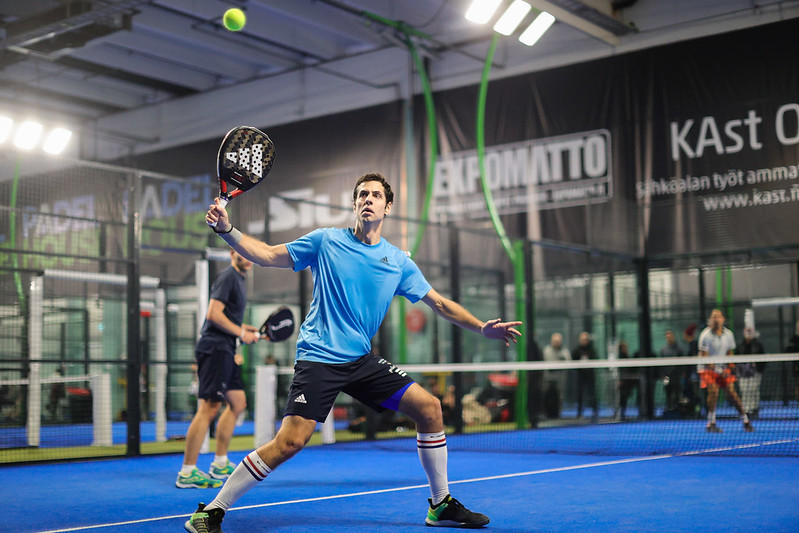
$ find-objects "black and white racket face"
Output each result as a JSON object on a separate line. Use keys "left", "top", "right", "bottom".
{"left": 217, "top": 126, "right": 276, "bottom": 192}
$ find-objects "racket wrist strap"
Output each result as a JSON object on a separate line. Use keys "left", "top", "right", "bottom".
{"left": 217, "top": 226, "right": 243, "bottom": 247}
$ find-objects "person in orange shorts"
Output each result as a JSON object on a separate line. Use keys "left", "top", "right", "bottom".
{"left": 698, "top": 308, "right": 753, "bottom": 433}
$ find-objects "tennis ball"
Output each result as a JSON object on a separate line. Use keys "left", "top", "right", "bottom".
{"left": 223, "top": 8, "right": 246, "bottom": 31}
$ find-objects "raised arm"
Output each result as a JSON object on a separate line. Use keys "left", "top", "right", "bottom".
{"left": 421, "top": 288, "right": 522, "bottom": 347}
{"left": 206, "top": 197, "right": 293, "bottom": 268}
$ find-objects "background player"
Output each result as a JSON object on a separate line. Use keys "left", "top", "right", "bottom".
{"left": 698, "top": 308, "right": 753, "bottom": 433}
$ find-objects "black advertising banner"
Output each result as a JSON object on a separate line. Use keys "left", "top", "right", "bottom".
{"left": 9, "top": 18, "right": 795, "bottom": 275}
{"left": 431, "top": 18, "right": 799, "bottom": 258}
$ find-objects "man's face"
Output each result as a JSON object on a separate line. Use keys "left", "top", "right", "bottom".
{"left": 579, "top": 332, "right": 590, "bottom": 345}
{"left": 709, "top": 309, "right": 725, "bottom": 329}
{"left": 354, "top": 180, "right": 392, "bottom": 222}
{"left": 231, "top": 251, "right": 253, "bottom": 273}
{"left": 551, "top": 333, "right": 562, "bottom": 349}
{"left": 665, "top": 331, "right": 675, "bottom": 344}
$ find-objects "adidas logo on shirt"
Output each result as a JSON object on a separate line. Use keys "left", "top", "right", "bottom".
{"left": 294, "top": 393, "right": 307, "bottom": 404}
{"left": 380, "top": 256, "right": 390, "bottom": 265}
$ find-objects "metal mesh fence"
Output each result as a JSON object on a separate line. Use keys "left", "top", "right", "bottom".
{"left": 1, "top": 152, "right": 798, "bottom": 463}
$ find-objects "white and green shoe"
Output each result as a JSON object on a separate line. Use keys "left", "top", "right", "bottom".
{"left": 209, "top": 461, "right": 235, "bottom": 480}
{"left": 176, "top": 468, "right": 223, "bottom": 489}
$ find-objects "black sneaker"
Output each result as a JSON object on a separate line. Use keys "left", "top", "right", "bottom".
{"left": 184, "top": 503, "right": 225, "bottom": 533}
{"left": 706, "top": 423, "right": 722, "bottom": 433}
{"left": 425, "top": 495, "right": 490, "bottom": 528}
{"left": 744, "top": 422, "right": 754, "bottom": 432}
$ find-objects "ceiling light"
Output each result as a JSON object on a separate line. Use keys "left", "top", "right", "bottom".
{"left": 465, "top": 0, "right": 503, "bottom": 24}
{"left": 519, "top": 11, "right": 555, "bottom": 46}
{"left": 42, "top": 127, "right": 73, "bottom": 155}
{"left": 14, "top": 120, "right": 43, "bottom": 150}
{"left": 493, "top": 1, "right": 532, "bottom": 36}
{"left": 0, "top": 117, "right": 12, "bottom": 143}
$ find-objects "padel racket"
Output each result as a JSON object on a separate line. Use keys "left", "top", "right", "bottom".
{"left": 257, "top": 306, "right": 295, "bottom": 342}
{"left": 209, "top": 125, "right": 276, "bottom": 227}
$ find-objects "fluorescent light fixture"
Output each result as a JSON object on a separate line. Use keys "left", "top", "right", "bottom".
{"left": 493, "top": 1, "right": 532, "bottom": 35}
{"left": 42, "top": 127, "right": 73, "bottom": 155}
{"left": 465, "top": 0, "right": 503, "bottom": 24}
{"left": 0, "top": 117, "right": 12, "bottom": 143}
{"left": 519, "top": 11, "right": 555, "bottom": 46}
{"left": 14, "top": 120, "right": 43, "bottom": 150}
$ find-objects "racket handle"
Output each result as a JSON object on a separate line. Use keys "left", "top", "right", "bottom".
{"left": 208, "top": 197, "right": 230, "bottom": 228}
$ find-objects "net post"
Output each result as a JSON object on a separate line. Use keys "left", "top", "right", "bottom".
{"left": 321, "top": 408, "right": 336, "bottom": 444}
{"left": 635, "top": 257, "right": 654, "bottom": 419}
{"left": 125, "top": 171, "right": 142, "bottom": 457}
{"left": 26, "top": 275, "right": 44, "bottom": 447}
{"left": 153, "top": 289, "right": 168, "bottom": 442}
{"left": 255, "top": 365, "right": 277, "bottom": 446}
{"left": 195, "top": 258, "right": 212, "bottom": 450}
{"left": 91, "top": 374, "right": 113, "bottom": 446}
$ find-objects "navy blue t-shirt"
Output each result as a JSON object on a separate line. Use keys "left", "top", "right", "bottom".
{"left": 196, "top": 265, "right": 247, "bottom": 353}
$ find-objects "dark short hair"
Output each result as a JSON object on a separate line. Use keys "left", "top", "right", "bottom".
{"left": 353, "top": 172, "right": 394, "bottom": 205}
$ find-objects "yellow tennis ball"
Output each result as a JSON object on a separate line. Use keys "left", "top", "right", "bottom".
{"left": 223, "top": 8, "right": 246, "bottom": 31}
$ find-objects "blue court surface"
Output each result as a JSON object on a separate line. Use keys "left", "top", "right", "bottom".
{"left": 3, "top": 432, "right": 798, "bottom": 533}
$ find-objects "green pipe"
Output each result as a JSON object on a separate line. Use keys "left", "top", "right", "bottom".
{"left": 477, "top": 34, "right": 515, "bottom": 262}
{"left": 475, "top": 34, "right": 528, "bottom": 426}
{"left": 407, "top": 42, "right": 439, "bottom": 259}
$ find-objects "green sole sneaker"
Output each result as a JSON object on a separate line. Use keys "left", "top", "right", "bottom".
{"left": 209, "top": 462, "right": 235, "bottom": 480}
{"left": 176, "top": 468, "right": 223, "bottom": 489}
{"left": 425, "top": 495, "right": 490, "bottom": 528}
{"left": 184, "top": 503, "right": 225, "bottom": 533}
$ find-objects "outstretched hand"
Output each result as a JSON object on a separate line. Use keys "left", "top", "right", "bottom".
{"left": 206, "top": 197, "right": 231, "bottom": 232}
{"left": 481, "top": 318, "right": 523, "bottom": 346}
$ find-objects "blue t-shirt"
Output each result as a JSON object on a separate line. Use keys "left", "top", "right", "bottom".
{"left": 286, "top": 227, "right": 432, "bottom": 364}
{"left": 197, "top": 265, "right": 247, "bottom": 353}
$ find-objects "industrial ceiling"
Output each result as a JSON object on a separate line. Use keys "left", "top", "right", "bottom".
{"left": 1, "top": 0, "right": 797, "bottom": 163}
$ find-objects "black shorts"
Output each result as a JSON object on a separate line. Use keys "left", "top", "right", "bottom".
{"left": 284, "top": 352, "right": 415, "bottom": 422}
{"left": 196, "top": 346, "right": 244, "bottom": 402}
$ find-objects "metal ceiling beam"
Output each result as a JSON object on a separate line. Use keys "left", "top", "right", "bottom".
{"left": 57, "top": 56, "right": 198, "bottom": 96}
{"left": 527, "top": 0, "right": 622, "bottom": 46}
{"left": 0, "top": 0, "right": 147, "bottom": 51}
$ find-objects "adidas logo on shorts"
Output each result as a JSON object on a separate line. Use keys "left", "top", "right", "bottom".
{"left": 294, "top": 393, "right": 307, "bottom": 404}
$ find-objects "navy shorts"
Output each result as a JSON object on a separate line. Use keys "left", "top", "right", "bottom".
{"left": 284, "top": 352, "right": 415, "bottom": 422}
{"left": 196, "top": 346, "right": 244, "bottom": 402}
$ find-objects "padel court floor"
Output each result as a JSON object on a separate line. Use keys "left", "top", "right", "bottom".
{"left": 3, "top": 427, "right": 798, "bottom": 532}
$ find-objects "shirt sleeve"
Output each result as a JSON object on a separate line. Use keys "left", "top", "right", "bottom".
{"left": 286, "top": 228, "right": 326, "bottom": 272}
{"left": 397, "top": 254, "right": 433, "bottom": 303}
{"left": 209, "top": 269, "right": 235, "bottom": 305}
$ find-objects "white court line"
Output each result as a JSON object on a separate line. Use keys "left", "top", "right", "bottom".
{"left": 39, "top": 437, "right": 799, "bottom": 533}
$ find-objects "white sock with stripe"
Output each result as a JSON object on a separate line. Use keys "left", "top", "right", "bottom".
{"left": 417, "top": 431, "right": 449, "bottom": 505}
{"left": 206, "top": 450, "right": 272, "bottom": 512}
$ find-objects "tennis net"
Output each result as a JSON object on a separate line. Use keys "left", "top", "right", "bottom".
{"left": 259, "top": 352, "right": 799, "bottom": 457}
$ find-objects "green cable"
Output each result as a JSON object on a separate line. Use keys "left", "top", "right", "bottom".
{"left": 476, "top": 34, "right": 515, "bottom": 262}
{"left": 476, "top": 34, "right": 528, "bottom": 427}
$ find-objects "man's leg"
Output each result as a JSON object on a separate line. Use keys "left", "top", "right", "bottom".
{"left": 705, "top": 381, "right": 721, "bottom": 431}
{"left": 185, "top": 415, "right": 316, "bottom": 532}
{"left": 399, "top": 383, "right": 489, "bottom": 528}
{"left": 208, "top": 415, "right": 316, "bottom": 510}
{"left": 183, "top": 400, "right": 221, "bottom": 465}
{"left": 177, "top": 399, "right": 223, "bottom": 488}
{"left": 209, "top": 390, "right": 247, "bottom": 479}
{"left": 724, "top": 382, "right": 752, "bottom": 430}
